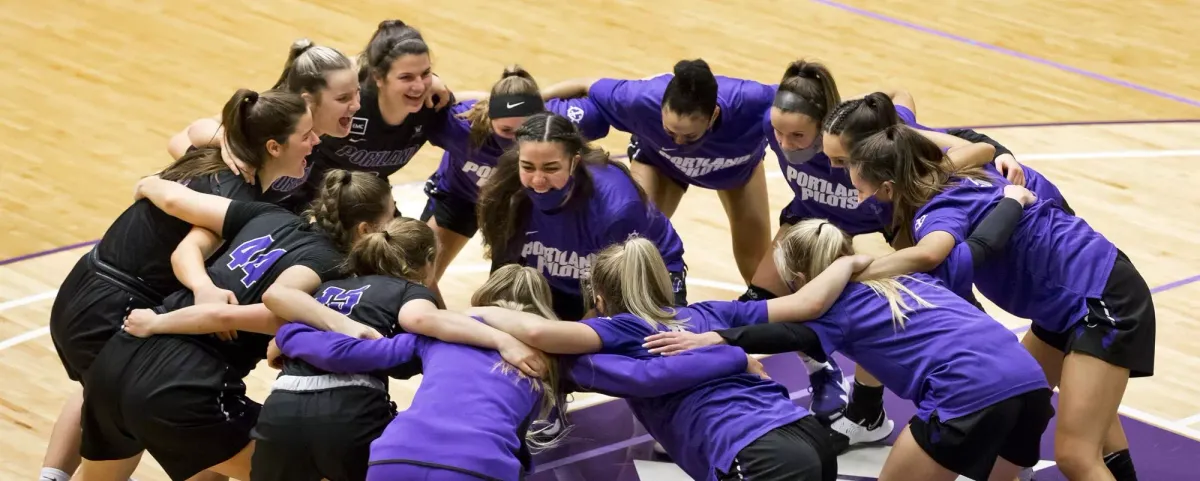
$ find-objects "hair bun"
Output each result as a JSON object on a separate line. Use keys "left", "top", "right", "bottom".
{"left": 244, "top": 90, "right": 259, "bottom": 103}
{"left": 379, "top": 19, "right": 407, "bottom": 29}
{"left": 291, "top": 38, "right": 314, "bottom": 55}
{"left": 672, "top": 59, "right": 713, "bottom": 92}
{"left": 501, "top": 64, "right": 531, "bottom": 80}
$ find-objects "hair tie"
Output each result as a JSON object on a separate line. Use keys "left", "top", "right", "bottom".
{"left": 816, "top": 222, "right": 828, "bottom": 237}
{"left": 382, "top": 231, "right": 392, "bottom": 241}
{"left": 245, "top": 91, "right": 259, "bottom": 104}
{"left": 340, "top": 174, "right": 353, "bottom": 186}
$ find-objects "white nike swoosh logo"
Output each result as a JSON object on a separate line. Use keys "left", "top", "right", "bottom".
{"left": 526, "top": 231, "right": 538, "bottom": 235}
{"left": 507, "top": 102, "right": 525, "bottom": 108}
{"left": 349, "top": 138, "right": 365, "bottom": 143}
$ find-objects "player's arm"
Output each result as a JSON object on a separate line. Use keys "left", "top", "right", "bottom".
{"left": 274, "top": 323, "right": 419, "bottom": 373}
{"left": 765, "top": 255, "right": 870, "bottom": 323}
{"left": 568, "top": 345, "right": 749, "bottom": 397}
{"left": 135, "top": 177, "right": 233, "bottom": 235}
{"left": 461, "top": 305, "right": 603, "bottom": 355}
{"left": 261, "top": 267, "right": 383, "bottom": 339}
{"left": 399, "top": 303, "right": 549, "bottom": 378}
{"left": 170, "top": 226, "right": 235, "bottom": 307}
{"left": 855, "top": 231, "right": 958, "bottom": 281}
{"left": 539, "top": 78, "right": 600, "bottom": 100}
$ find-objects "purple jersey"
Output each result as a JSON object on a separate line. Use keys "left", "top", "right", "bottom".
{"left": 896, "top": 105, "right": 1067, "bottom": 207}
{"left": 274, "top": 322, "right": 749, "bottom": 479}
{"left": 520, "top": 163, "right": 685, "bottom": 296}
{"left": 588, "top": 75, "right": 773, "bottom": 190}
{"left": 581, "top": 301, "right": 809, "bottom": 480}
{"left": 764, "top": 111, "right": 890, "bottom": 235}
{"left": 914, "top": 177, "right": 1117, "bottom": 333}
{"left": 429, "top": 98, "right": 612, "bottom": 203}
{"left": 804, "top": 274, "right": 1047, "bottom": 421}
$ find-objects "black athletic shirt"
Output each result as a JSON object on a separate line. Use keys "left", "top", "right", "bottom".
{"left": 261, "top": 88, "right": 455, "bottom": 212}
{"left": 94, "top": 170, "right": 259, "bottom": 299}
{"left": 280, "top": 275, "right": 436, "bottom": 384}
{"left": 159, "top": 201, "right": 344, "bottom": 379}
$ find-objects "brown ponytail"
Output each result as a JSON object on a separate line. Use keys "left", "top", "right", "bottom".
{"left": 775, "top": 60, "right": 840, "bottom": 123}
{"left": 343, "top": 217, "right": 436, "bottom": 282}
{"left": 463, "top": 65, "right": 540, "bottom": 148}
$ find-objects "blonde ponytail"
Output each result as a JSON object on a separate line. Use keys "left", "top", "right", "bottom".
{"left": 586, "top": 238, "right": 686, "bottom": 330}
{"left": 775, "top": 219, "right": 933, "bottom": 329}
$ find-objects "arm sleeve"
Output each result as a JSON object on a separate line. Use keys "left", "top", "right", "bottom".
{"left": 567, "top": 345, "right": 748, "bottom": 398}
{"left": 716, "top": 322, "right": 826, "bottom": 357}
{"left": 275, "top": 323, "right": 418, "bottom": 373}
{"left": 964, "top": 198, "right": 1023, "bottom": 267}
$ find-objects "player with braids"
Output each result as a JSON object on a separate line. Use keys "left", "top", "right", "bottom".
{"left": 273, "top": 260, "right": 759, "bottom": 480}
{"left": 72, "top": 169, "right": 394, "bottom": 481}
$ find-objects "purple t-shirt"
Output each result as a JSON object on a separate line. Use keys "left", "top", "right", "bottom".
{"left": 581, "top": 301, "right": 809, "bottom": 480}
{"left": 588, "top": 75, "right": 773, "bottom": 190}
{"left": 913, "top": 177, "right": 1117, "bottom": 333}
{"left": 429, "top": 98, "right": 612, "bottom": 203}
{"left": 896, "top": 105, "right": 1066, "bottom": 207}
{"left": 274, "top": 322, "right": 750, "bottom": 479}
{"left": 520, "top": 163, "right": 686, "bottom": 296}
{"left": 764, "top": 111, "right": 890, "bottom": 235}
{"left": 805, "top": 274, "right": 1048, "bottom": 421}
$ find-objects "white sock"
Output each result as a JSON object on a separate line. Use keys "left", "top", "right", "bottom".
{"left": 800, "top": 355, "right": 831, "bottom": 375}
{"left": 38, "top": 468, "right": 70, "bottom": 481}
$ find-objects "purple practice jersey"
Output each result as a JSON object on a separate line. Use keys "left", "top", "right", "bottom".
{"left": 588, "top": 75, "right": 774, "bottom": 190}
{"left": 519, "top": 163, "right": 685, "bottom": 296}
{"left": 274, "top": 322, "right": 750, "bottom": 480}
{"left": 913, "top": 177, "right": 1117, "bottom": 333}
{"left": 581, "top": 300, "right": 810, "bottom": 480}
{"left": 895, "top": 105, "right": 1066, "bottom": 207}
{"left": 764, "top": 110, "right": 891, "bottom": 235}
{"left": 429, "top": 98, "right": 612, "bottom": 203}
{"left": 804, "top": 273, "right": 1048, "bottom": 421}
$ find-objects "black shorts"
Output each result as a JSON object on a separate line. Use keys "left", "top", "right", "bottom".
{"left": 550, "top": 269, "right": 688, "bottom": 321}
{"left": 50, "top": 254, "right": 156, "bottom": 383}
{"left": 908, "top": 388, "right": 1053, "bottom": 481}
{"left": 81, "top": 333, "right": 261, "bottom": 481}
{"left": 420, "top": 177, "right": 479, "bottom": 238}
{"left": 251, "top": 388, "right": 395, "bottom": 481}
{"left": 718, "top": 416, "right": 838, "bottom": 481}
{"left": 627, "top": 135, "right": 688, "bottom": 191}
{"left": 1030, "top": 250, "right": 1155, "bottom": 377}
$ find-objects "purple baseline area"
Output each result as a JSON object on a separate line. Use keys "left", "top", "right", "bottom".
{"left": 531, "top": 350, "right": 1200, "bottom": 480}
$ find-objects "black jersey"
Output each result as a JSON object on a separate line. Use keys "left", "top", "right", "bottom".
{"left": 94, "top": 170, "right": 259, "bottom": 299}
{"left": 160, "top": 201, "right": 344, "bottom": 379}
{"left": 261, "top": 89, "right": 455, "bottom": 212}
{"left": 280, "top": 275, "right": 436, "bottom": 383}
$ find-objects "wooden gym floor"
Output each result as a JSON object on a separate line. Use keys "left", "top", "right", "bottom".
{"left": 1, "top": 0, "right": 1198, "bottom": 479}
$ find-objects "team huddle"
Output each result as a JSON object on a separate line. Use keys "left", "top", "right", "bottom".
{"left": 39, "top": 17, "right": 1154, "bottom": 481}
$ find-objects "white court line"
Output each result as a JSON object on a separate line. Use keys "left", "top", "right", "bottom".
{"left": 1176, "top": 412, "right": 1200, "bottom": 427}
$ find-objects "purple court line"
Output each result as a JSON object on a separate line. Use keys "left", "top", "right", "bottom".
{"left": 0, "top": 240, "right": 99, "bottom": 267}
{"left": 810, "top": 0, "right": 1200, "bottom": 109}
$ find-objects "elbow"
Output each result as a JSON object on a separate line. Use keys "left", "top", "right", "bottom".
{"left": 915, "top": 251, "right": 947, "bottom": 272}
{"left": 976, "top": 143, "right": 997, "bottom": 162}
{"left": 261, "top": 285, "right": 285, "bottom": 314}
{"left": 398, "top": 310, "right": 434, "bottom": 336}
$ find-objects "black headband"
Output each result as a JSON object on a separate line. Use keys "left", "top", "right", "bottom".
{"left": 773, "top": 90, "right": 824, "bottom": 121}
{"left": 489, "top": 94, "right": 545, "bottom": 119}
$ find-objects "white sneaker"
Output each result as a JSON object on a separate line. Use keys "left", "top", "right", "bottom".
{"left": 828, "top": 409, "right": 894, "bottom": 446}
